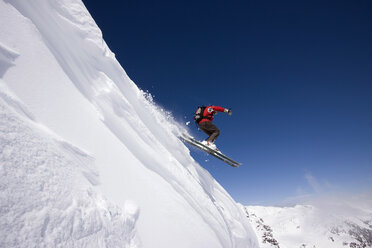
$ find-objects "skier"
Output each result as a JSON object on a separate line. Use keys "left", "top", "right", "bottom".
{"left": 194, "top": 106, "right": 232, "bottom": 150}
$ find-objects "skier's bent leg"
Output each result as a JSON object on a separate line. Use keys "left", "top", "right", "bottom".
{"left": 208, "top": 129, "right": 220, "bottom": 143}
{"left": 199, "top": 121, "right": 220, "bottom": 143}
{"left": 199, "top": 122, "right": 213, "bottom": 136}
{"left": 206, "top": 123, "right": 220, "bottom": 143}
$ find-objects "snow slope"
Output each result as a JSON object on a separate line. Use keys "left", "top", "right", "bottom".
{"left": 243, "top": 202, "right": 372, "bottom": 248}
{"left": 0, "top": 0, "right": 258, "bottom": 247}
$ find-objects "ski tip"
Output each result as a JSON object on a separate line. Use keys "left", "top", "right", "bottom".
{"left": 231, "top": 163, "right": 242, "bottom": 168}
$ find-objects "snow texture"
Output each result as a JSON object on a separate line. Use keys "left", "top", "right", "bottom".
{"left": 0, "top": 0, "right": 258, "bottom": 247}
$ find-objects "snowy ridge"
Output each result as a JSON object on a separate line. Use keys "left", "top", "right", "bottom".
{"left": 0, "top": 0, "right": 258, "bottom": 247}
{"left": 0, "top": 42, "right": 19, "bottom": 78}
{"left": 243, "top": 203, "right": 372, "bottom": 248}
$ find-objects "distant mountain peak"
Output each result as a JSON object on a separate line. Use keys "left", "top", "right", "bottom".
{"left": 243, "top": 204, "right": 372, "bottom": 248}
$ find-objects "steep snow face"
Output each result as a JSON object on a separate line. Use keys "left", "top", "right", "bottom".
{"left": 0, "top": 0, "right": 258, "bottom": 247}
{"left": 243, "top": 204, "right": 372, "bottom": 248}
{"left": 0, "top": 81, "right": 141, "bottom": 247}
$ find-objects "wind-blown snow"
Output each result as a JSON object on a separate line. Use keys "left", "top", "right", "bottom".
{"left": 0, "top": 0, "right": 258, "bottom": 247}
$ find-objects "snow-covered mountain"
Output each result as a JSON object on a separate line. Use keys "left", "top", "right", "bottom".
{"left": 0, "top": 0, "right": 258, "bottom": 247}
{"left": 243, "top": 201, "right": 372, "bottom": 248}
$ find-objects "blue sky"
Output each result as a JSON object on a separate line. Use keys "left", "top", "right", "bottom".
{"left": 84, "top": 0, "right": 372, "bottom": 205}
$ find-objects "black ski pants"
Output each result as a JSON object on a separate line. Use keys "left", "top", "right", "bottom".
{"left": 199, "top": 121, "right": 220, "bottom": 143}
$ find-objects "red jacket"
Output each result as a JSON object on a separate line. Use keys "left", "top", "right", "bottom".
{"left": 199, "top": 106, "right": 226, "bottom": 124}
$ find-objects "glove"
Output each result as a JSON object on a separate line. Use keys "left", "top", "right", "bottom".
{"left": 224, "top": 109, "right": 232, "bottom": 115}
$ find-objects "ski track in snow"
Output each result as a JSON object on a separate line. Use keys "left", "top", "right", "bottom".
{"left": 0, "top": 0, "right": 258, "bottom": 247}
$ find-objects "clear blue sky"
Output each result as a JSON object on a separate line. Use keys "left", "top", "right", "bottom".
{"left": 84, "top": 0, "right": 372, "bottom": 205}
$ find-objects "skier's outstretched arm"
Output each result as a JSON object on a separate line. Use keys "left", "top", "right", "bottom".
{"left": 211, "top": 106, "right": 232, "bottom": 115}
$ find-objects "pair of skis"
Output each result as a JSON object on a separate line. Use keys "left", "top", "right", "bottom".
{"left": 180, "top": 134, "right": 241, "bottom": 167}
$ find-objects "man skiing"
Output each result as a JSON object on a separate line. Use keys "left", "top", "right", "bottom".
{"left": 195, "top": 106, "right": 232, "bottom": 150}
